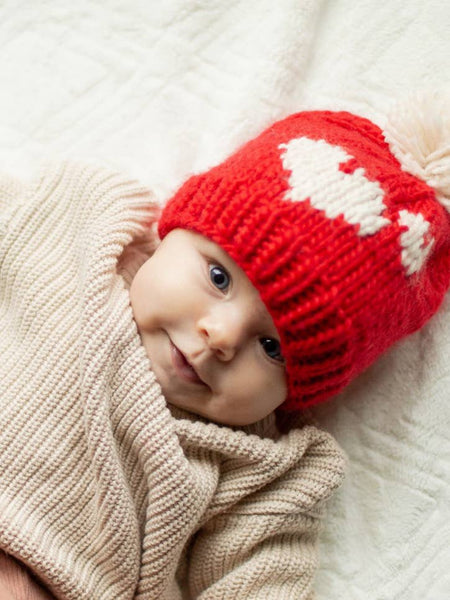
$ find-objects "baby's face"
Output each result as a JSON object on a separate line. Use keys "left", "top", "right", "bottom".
{"left": 129, "top": 229, "right": 287, "bottom": 426}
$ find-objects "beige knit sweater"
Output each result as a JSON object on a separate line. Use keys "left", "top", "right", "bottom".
{"left": 0, "top": 162, "right": 346, "bottom": 600}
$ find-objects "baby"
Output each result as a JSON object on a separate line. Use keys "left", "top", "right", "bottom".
{"left": 131, "top": 100, "right": 450, "bottom": 427}
{"left": 0, "top": 99, "right": 449, "bottom": 600}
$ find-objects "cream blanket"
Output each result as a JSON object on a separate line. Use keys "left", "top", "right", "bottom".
{"left": 0, "top": 162, "right": 345, "bottom": 600}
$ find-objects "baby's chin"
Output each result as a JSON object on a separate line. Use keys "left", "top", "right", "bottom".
{"left": 163, "top": 390, "right": 277, "bottom": 428}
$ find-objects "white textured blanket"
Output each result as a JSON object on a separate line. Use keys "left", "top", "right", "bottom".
{"left": 0, "top": 1, "right": 449, "bottom": 598}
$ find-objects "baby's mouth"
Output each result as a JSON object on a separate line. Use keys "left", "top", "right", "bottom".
{"left": 170, "top": 342, "right": 205, "bottom": 385}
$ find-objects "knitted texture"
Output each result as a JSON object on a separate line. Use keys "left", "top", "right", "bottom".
{"left": 159, "top": 110, "right": 450, "bottom": 410}
{"left": 0, "top": 162, "right": 345, "bottom": 600}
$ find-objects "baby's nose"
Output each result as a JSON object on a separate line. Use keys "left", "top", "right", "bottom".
{"left": 197, "top": 311, "right": 245, "bottom": 361}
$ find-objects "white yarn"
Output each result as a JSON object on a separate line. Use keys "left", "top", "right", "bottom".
{"left": 279, "top": 137, "right": 390, "bottom": 236}
{"left": 383, "top": 91, "right": 450, "bottom": 212}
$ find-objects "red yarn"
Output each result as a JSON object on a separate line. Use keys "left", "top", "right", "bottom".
{"left": 159, "top": 111, "right": 450, "bottom": 411}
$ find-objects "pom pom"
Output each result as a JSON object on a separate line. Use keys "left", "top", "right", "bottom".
{"left": 383, "top": 91, "right": 450, "bottom": 212}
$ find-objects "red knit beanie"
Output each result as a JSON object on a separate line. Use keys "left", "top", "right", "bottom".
{"left": 158, "top": 97, "right": 450, "bottom": 411}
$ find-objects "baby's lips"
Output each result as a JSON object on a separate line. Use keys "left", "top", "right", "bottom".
{"left": 171, "top": 342, "right": 206, "bottom": 385}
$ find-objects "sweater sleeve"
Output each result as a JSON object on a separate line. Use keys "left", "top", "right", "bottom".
{"left": 185, "top": 430, "right": 346, "bottom": 600}
{"left": 187, "top": 509, "right": 323, "bottom": 599}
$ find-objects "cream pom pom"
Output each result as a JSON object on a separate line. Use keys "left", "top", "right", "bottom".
{"left": 383, "top": 91, "right": 450, "bottom": 212}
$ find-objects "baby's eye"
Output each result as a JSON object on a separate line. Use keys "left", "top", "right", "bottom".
{"left": 209, "top": 264, "right": 230, "bottom": 291}
{"left": 260, "top": 337, "right": 284, "bottom": 363}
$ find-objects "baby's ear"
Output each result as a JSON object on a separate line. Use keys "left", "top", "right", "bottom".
{"left": 117, "top": 220, "right": 161, "bottom": 287}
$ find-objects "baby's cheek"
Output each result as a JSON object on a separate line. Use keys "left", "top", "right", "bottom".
{"left": 129, "top": 266, "right": 163, "bottom": 328}
{"left": 255, "top": 368, "right": 288, "bottom": 414}
{"left": 218, "top": 368, "right": 286, "bottom": 425}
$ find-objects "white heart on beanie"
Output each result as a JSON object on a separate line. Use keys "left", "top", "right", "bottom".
{"left": 279, "top": 137, "right": 390, "bottom": 236}
{"left": 398, "top": 209, "right": 434, "bottom": 275}
{"left": 279, "top": 136, "right": 434, "bottom": 276}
